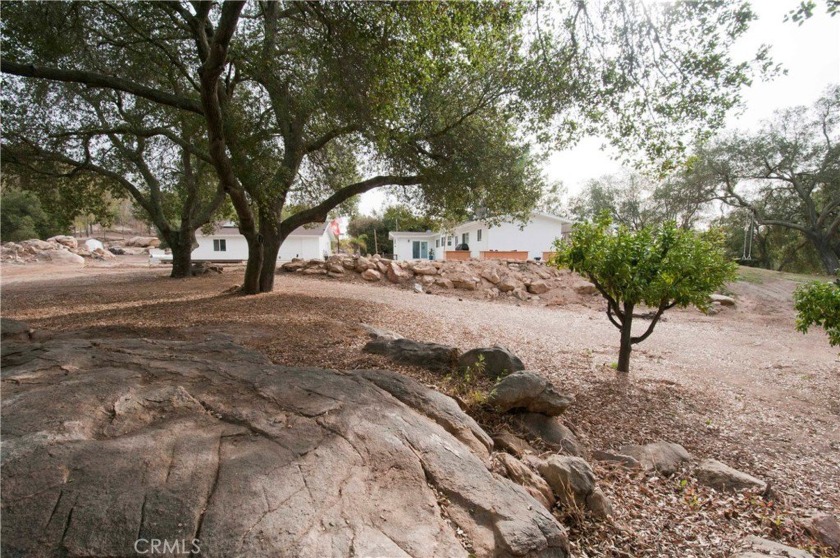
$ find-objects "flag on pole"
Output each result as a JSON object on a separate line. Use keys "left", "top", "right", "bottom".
{"left": 329, "top": 219, "right": 341, "bottom": 237}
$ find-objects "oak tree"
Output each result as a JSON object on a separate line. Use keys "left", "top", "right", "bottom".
{"left": 691, "top": 86, "right": 840, "bottom": 274}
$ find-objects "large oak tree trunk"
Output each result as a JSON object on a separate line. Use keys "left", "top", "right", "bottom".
{"left": 241, "top": 234, "right": 263, "bottom": 295}
{"left": 170, "top": 242, "right": 192, "bottom": 278}
{"left": 255, "top": 209, "right": 283, "bottom": 293}
{"left": 258, "top": 232, "right": 282, "bottom": 293}
{"left": 813, "top": 236, "right": 840, "bottom": 275}
{"left": 164, "top": 230, "right": 194, "bottom": 279}
{"left": 616, "top": 304, "right": 634, "bottom": 373}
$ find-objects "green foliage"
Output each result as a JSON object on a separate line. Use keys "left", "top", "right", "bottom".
{"left": 785, "top": 1, "right": 840, "bottom": 24}
{"left": 347, "top": 205, "right": 439, "bottom": 257}
{"left": 0, "top": 188, "right": 57, "bottom": 241}
{"left": 2, "top": 165, "right": 121, "bottom": 234}
{"left": 690, "top": 86, "right": 840, "bottom": 274}
{"left": 794, "top": 281, "right": 840, "bottom": 346}
{"left": 552, "top": 215, "right": 737, "bottom": 372}
{"left": 443, "top": 355, "right": 489, "bottom": 409}
{"left": 522, "top": 1, "right": 776, "bottom": 170}
{"left": 554, "top": 216, "right": 737, "bottom": 312}
{"left": 569, "top": 170, "right": 712, "bottom": 231}
{"left": 713, "top": 209, "right": 824, "bottom": 274}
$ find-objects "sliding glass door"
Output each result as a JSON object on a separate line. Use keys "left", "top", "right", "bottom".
{"left": 412, "top": 241, "right": 429, "bottom": 259}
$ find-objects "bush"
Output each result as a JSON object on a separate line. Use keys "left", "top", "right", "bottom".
{"left": 0, "top": 189, "right": 62, "bottom": 241}
{"left": 794, "top": 280, "right": 840, "bottom": 347}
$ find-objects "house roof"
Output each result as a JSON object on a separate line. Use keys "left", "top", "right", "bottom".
{"left": 200, "top": 222, "right": 330, "bottom": 238}
{"left": 440, "top": 211, "right": 573, "bottom": 233}
{"left": 388, "top": 231, "right": 437, "bottom": 240}
{"left": 533, "top": 212, "right": 574, "bottom": 223}
{"left": 289, "top": 222, "right": 330, "bottom": 236}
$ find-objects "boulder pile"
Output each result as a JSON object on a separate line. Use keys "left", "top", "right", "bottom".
{"left": 360, "top": 326, "right": 803, "bottom": 535}
{"left": 483, "top": 368, "right": 612, "bottom": 518}
{"left": 0, "top": 236, "right": 133, "bottom": 265}
{"left": 359, "top": 325, "right": 612, "bottom": 519}
{"left": 281, "top": 253, "right": 602, "bottom": 305}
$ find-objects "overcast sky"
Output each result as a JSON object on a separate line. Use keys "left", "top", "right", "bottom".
{"left": 358, "top": 1, "right": 840, "bottom": 215}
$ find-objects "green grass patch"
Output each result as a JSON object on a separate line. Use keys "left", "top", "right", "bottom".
{"left": 735, "top": 265, "right": 829, "bottom": 286}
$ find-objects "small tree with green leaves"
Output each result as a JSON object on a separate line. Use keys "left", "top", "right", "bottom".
{"left": 552, "top": 217, "right": 737, "bottom": 373}
{"left": 794, "top": 280, "right": 840, "bottom": 347}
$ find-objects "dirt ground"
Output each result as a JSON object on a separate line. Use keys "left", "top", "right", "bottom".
{"left": 2, "top": 260, "right": 838, "bottom": 557}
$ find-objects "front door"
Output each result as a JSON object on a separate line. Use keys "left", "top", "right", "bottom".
{"left": 412, "top": 241, "right": 428, "bottom": 259}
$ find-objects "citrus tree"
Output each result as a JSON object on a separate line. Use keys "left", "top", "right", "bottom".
{"left": 552, "top": 217, "right": 737, "bottom": 373}
{"left": 794, "top": 280, "right": 840, "bottom": 347}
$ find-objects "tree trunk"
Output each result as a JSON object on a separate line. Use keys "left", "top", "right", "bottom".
{"left": 616, "top": 304, "right": 634, "bottom": 373}
{"left": 241, "top": 233, "right": 263, "bottom": 295}
{"left": 255, "top": 208, "right": 283, "bottom": 293}
{"left": 258, "top": 232, "right": 281, "bottom": 293}
{"left": 166, "top": 231, "right": 193, "bottom": 279}
{"left": 813, "top": 236, "right": 840, "bottom": 275}
{"left": 170, "top": 243, "right": 192, "bottom": 278}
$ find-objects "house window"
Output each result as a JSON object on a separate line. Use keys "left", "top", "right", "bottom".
{"left": 213, "top": 239, "right": 226, "bottom": 252}
{"left": 447, "top": 236, "right": 452, "bottom": 246}
{"left": 477, "top": 229, "right": 483, "bottom": 242}
{"left": 461, "top": 232, "right": 469, "bottom": 245}
{"left": 436, "top": 239, "right": 440, "bottom": 248}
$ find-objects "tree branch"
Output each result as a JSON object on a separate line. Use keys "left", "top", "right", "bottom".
{"left": 631, "top": 301, "right": 669, "bottom": 344}
{"left": 196, "top": 0, "right": 253, "bottom": 234}
{"left": 1, "top": 60, "right": 203, "bottom": 114}
{"left": 587, "top": 274, "right": 623, "bottom": 319}
{"left": 304, "top": 124, "right": 359, "bottom": 154}
{"left": 281, "top": 175, "right": 421, "bottom": 235}
{"left": 3, "top": 140, "right": 157, "bottom": 221}
{"left": 51, "top": 126, "right": 212, "bottom": 163}
{"left": 606, "top": 305, "right": 623, "bottom": 330}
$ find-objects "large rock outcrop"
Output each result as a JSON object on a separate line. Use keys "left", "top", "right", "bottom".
{"left": 1, "top": 332, "right": 568, "bottom": 558}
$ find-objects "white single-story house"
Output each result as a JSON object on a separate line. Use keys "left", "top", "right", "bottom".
{"left": 389, "top": 212, "right": 573, "bottom": 261}
{"left": 152, "top": 222, "right": 335, "bottom": 263}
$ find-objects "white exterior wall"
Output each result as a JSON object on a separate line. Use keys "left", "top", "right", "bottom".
{"left": 192, "top": 234, "right": 249, "bottom": 261}
{"left": 482, "top": 215, "right": 569, "bottom": 258}
{"left": 318, "top": 234, "right": 331, "bottom": 259}
{"left": 278, "top": 236, "right": 326, "bottom": 261}
{"left": 391, "top": 233, "right": 437, "bottom": 261}
{"left": 451, "top": 222, "right": 490, "bottom": 259}
{"left": 389, "top": 214, "right": 571, "bottom": 261}
{"left": 193, "top": 232, "right": 331, "bottom": 262}
{"left": 393, "top": 237, "right": 409, "bottom": 261}
{"left": 432, "top": 233, "right": 454, "bottom": 260}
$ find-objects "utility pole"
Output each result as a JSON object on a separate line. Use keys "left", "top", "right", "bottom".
{"left": 373, "top": 228, "right": 379, "bottom": 255}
